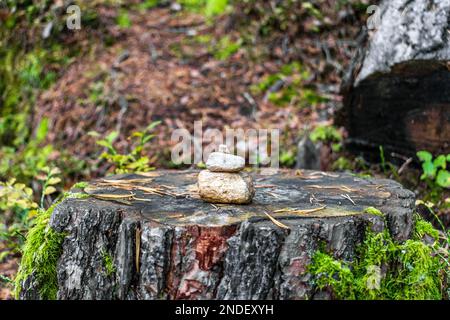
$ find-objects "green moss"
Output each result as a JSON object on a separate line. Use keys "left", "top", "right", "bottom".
{"left": 309, "top": 251, "right": 356, "bottom": 299}
{"left": 72, "top": 181, "right": 89, "bottom": 189}
{"left": 364, "top": 207, "right": 384, "bottom": 218}
{"left": 14, "top": 203, "right": 65, "bottom": 299}
{"left": 414, "top": 215, "right": 439, "bottom": 242}
{"left": 73, "top": 193, "right": 90, "bottom": 199}
{"left": 14, "top": 192, "right": 83, "bottom": 299}
{"left": 392, "top": 240, "right": 442, "bottom": 300}
{"left": 101, "top": 250, "right": 116, "bottom": 277}
{"left": 309, "top": 212, "right": 445, "bottom": 300}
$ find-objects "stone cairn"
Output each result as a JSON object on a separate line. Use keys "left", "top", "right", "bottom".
{"left": 198, "top": 144, "right": 254, "bottom": 204}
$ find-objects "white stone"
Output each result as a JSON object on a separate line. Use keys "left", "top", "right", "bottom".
{"left": 198, "top": 170, "right": 254, "bottom": 204}
{"left": 206, "top": 152, "right": 245, "bottom": 172}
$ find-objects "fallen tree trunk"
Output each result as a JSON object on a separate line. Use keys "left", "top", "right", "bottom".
{"left": 338, "top": 0, "right": 450, "bottom": 161}
{"left": 19, "top": 170, "right": 414, "bottom": 300}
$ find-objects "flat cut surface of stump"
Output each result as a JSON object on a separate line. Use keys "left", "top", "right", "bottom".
{"left": 78, "top": 169, "right": 413, "bottom": 233}
{"left": 21, "top": 170, "right": 415, "bottom": 300}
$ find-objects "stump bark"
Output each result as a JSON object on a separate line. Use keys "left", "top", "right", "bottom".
{"left": 20, "top": 169, "right": 414, "bottom": 300}
{"left": 338, "top": 0, "right": 450, "bottom": 160}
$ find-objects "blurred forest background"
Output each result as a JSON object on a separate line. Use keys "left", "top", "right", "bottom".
{"left": 0, "top": 0, "right": 448, "bottom": 299}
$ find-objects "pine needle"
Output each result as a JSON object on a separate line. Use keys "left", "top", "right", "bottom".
{"left": 102, "top": 178, "right": 153, "bottom": 184}
{"left": 264, "top": 212, "right": 290, "bottom": 229}
{"left": 306, "top": 185, "right": 357, "bottom": 193}
{"left": 136, "top": 172, "right": 160, "bottom": 177}
{"left": 89, "top": 192, "right": 135, "bottom": 199}
{"left": 274, "top": 205, "right": 327, "bottom": 215}
{"left": 341, "top": 194, "right": 356, "bottom": 205}
{"left": 133, "top": 197, "right": 152, "bottom": 202}
{"left": 135, "top": 227, "right": 141, "bottom": 273}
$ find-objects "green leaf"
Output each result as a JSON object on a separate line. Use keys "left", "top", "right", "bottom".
{"left": 417, "top": 151, "right": 432, "bottom": 163}
{"left": 44, "top": 186, "right": 57, "bottom": 195}
{"left": 41, "top": 166, "right": 50, "bottom": 173}
{"left": 106, "top": 131, "right": 119, "bottom": 144}
{"left": 146, "top": 120, "right": 161, "bottom": 131}
{"left": 310, "top": 125, "right": 342, "bottom": 143}
{"left": 35, "top": 118, "right": 49, "bottom": 143}
{"left": 205, "top": 0, "right": 228, "bottom": 17}
{"left": 139, "top": 0, "right": 159, "bottom": 10}
{"left": 421, "top": 161, "right": 436, "bottom": 180}
{"left": 96, "top": 140, "right": 112, "bottom": 149}
{"left": 436, "top": 170, "right": 450, "bottom": 188}
{"left": 142, "top": 134, "right": 155, "bottom": 144}
{"left": 117, "top": 10, "right": 131, "bottom": 28}
{"left": 131, "top": 131, "right": 143, "bottom": 138}
{"left": 47, "top": 177, "right": 61, "bottom": 185}
{"left": 87, "top": 131, "right": 100, "bottom": 137}
{"left": 50, "top": 167, "right": 61, "bottom": 176}
{"left": 0, "top": 274, "right": 13, "bottom": 284}
{"left": 433, "top": 155, "right": 446, "bottom": 170}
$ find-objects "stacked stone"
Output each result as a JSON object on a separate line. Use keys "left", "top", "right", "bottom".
{"left": 198, "top": 145, "right": 254, "bottom": 204}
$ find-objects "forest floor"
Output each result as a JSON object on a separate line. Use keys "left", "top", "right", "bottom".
{"left": 33, "top": 6, "right": 359, "bottom": 177}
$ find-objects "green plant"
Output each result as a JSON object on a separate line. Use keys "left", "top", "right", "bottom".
{"left": 417, "top": 151, "right": 450, "bottom": 189}
{"left": 232, "top": 0, "right": 330, "bottom": 36}
{"left": 137, "top": 0, "right": 160, "bottom": 10}
{"left": 89, "top": 121, "right": 161, "bottom": 174}
{"left": 37, "top": 167, "right": 62, "bottom": 208}
{"left": 179, "top": 0, "right": 228, "bottom": 17}
{"left": 212, "top": 36, "right": 242, "bottom": 60}
{"left": 332, "top": 156, "right": 352, "bottom": 171}
{"left": 0, "top": 179, "right": 38, "bottom": 257}
{"left": 309, "top": 214, "right": 448, "bottom": 300}
{"left": 101, "top": 250, "right": 116, "bottom": 276}
{"left": 0, "top": 165, "right": 61, "bottom": 261}
{"left": 310, "top": 125, "right": 342, "bottom": 143}
{"left": 252, "top": 62, "right": 325, "bottom": 108}
{"left": 416, "top": 151, "right": 450, "bottom": 211}
{"left": 116, "top": 10, "right": 132, "bottom": 28}
{"left": 302, "top": 2, "right": 324, "bottom": 20}
{"left": 0, "top": 274, "right": 13, "bottom": 285}
{"left": 205, "top": 0, "right": 228, "bottom": 17}
{"left": 0, "top": 179, "right": 39, "bottom": 215}
{"left": 376, "top": 145, "right": 400, "bottom": 180}
{"left": 280, "top": 150, "right": 296, "bottom": 167}
{"left": 0, "top": 115, "right": 55, "bottom": 182}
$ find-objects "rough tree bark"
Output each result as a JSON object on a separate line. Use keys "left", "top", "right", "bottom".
{"left": 20, "top": 170, "right": 414, "bottom": 300}
{"left": 338, "top": 0, "right": 450, "bottom": 161}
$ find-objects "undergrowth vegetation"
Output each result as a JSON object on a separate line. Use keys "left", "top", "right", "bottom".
{"left": 88, "top": 121, "right": 160, "bottom": 174}
{"left": 251, "top": 62, "right": 327, "bottom": 108}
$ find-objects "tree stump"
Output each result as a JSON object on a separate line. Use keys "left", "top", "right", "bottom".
{"left": 20, "top": 170, "right": 415, "bottom": 300}
{"left": 338, "top": 0, "right": 450, "bottom": 160}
